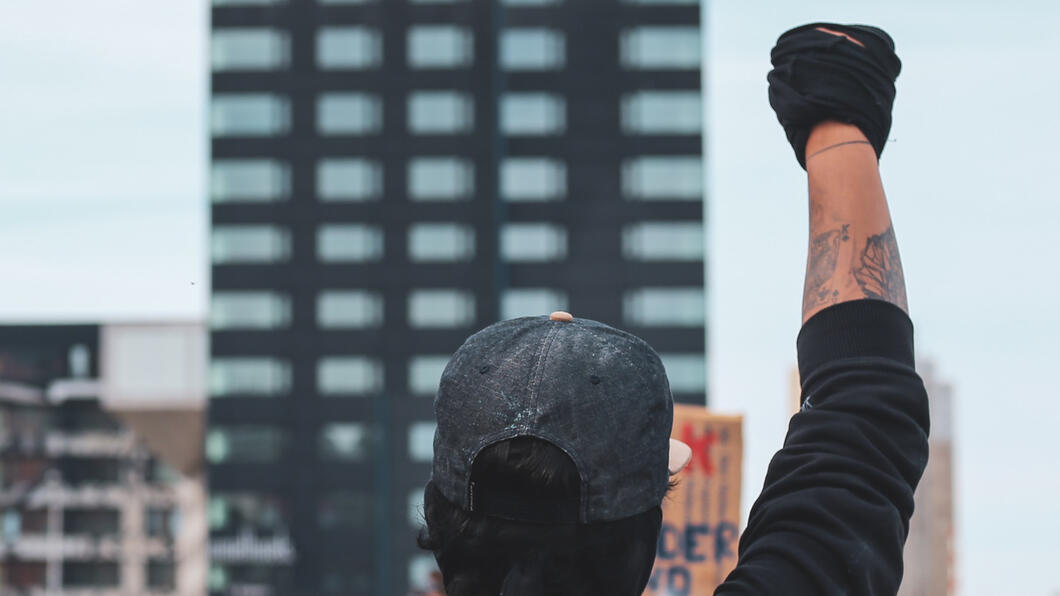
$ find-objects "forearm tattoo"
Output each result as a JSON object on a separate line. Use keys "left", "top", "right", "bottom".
{"left": 853, "top": 225, "right": 909, "bottom": 311}
{"left": 802, "top": 223, "right": 850, "bottom": 314}
{"left": 804, "top": 213, "right": 908, "bottom": 317}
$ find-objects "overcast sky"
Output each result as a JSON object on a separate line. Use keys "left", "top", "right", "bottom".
{"left": 1, "top": 1, "right": 1057, "bottom": 594}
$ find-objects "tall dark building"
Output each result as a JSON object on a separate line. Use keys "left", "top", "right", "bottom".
{"left": 208, "top": 0, "right": 705, "bottom": 593}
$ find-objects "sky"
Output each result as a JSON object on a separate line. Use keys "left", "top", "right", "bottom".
{"left": 1, "top": 1, "right": 1057, "bottom": 594}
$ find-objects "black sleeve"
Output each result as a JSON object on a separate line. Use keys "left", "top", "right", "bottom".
{"left": 714, "top": 299, "right": 930, "bottom": 596}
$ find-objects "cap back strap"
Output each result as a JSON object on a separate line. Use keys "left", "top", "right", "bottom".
{"left": 468, "top": 481, "right": 580, "bottom": 525}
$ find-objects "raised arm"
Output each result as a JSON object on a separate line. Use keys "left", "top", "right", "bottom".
{"left": 715, "top": 25, "right": 929, "bottom": 596}
{"left": 802, "top": 121, "right": 908, "bottom": 322}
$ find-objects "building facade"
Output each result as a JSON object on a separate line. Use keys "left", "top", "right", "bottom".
{"left": 209, "top": 0, "right": 705, "bottom": 593}
{"left": 899, "top": 360, "right": 956, "bottom": 596}
{"left": 0, "top": 324, "right": 206, "bottom": 595}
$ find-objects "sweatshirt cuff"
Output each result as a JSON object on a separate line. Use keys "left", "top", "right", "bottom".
{"left": 797, "top": 299, "right": 915, "bottom": 380}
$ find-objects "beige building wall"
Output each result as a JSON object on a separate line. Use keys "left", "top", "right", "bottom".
{"left": 899, "top": 360, "right": 956, "bottom": 596}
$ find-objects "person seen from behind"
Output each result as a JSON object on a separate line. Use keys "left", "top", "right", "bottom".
{"left": 418, "top": 23, "right": 929, "bottom": 596}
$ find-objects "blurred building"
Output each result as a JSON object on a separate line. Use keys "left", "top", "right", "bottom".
{"left": 0, "top": 324, "right": 206, "bottom": 595}
{"left": 209, "top": 0, "right": 705, "bottom": 593}
{"left": 899, "top": 359, "right": 956, "bottom": 596}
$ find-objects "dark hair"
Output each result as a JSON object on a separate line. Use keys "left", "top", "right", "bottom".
{"left": 418, "top": 437, "right": 663, "bottom": 596}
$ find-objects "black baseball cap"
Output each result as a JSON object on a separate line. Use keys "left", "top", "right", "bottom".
{"left": 430, "top": 311, "right": 692, "bottom": 524}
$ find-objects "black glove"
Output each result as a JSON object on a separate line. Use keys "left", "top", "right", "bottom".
{"left": 767, "top": 23, "right": 902, "bottom": 169}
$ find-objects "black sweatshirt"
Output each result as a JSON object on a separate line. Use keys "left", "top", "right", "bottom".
{"left": 714, "top": 299, "right": 930, "bottom": 596}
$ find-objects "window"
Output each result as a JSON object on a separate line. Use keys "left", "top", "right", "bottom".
{"left": 211, "top": 225, "right": 290, "bottom": 263}
{"left": 317, "top": 357, "right": 383, "bottom": 395}
{"left": 410, "top": 0, "right": 467, "bottom": 3}
{"left": 501, "top": 158, "right": 565, "bottom": 201}
{"left": 408, "top": 289, "right": 475, "bottom": 328}
{"left": 501, "top": 288, "right": 567, "bottom": 319}
{"left": 210, "top": 358, "right": 291, "bottom": 396}
{"left": 208, "top": 493, "right": 288, "bottom": 537}
{"left": 145, "top": 507, "right": 178, "bottom": 538}
{"left": 208, "top": 564, "right": 293, "bottom": 594}
{"left": 147, "top": 560, "right": 176, "bottom": 591}
{"left": 318, "top": 492, "right": 372, "bottom": 529}
{"left": 317, "top": 93, "right": 381, "bottom": 135}
{"left": 501, "top": 93, "right": 565, "bottom": 135}
{"left": 408, "top": 157, "right": 474, "bottom": 201}
{"left": 1, "top": 512, "right": 19, "bottom": 541}
{"left": 659, "top": 353, "right": 706, "bottom": 393}
{"left": 317, "top": 224, "right": 383, "bottom": 262}
{"left": 621, "top": 27, "right": 700, "bottom": 69}
{"left": 211, "top": 94, "right": 290, "bottom": 137}
{"left": 408, "top": 422, "right": 436, "bottom": 462}
{"left": 409, "top": 556, "right": 440, "bottom": 594}
{"left": 622, "top": 157, "right": 702, "bottom": 200}
{"left": 623, "top": 222, "right": 703, "bottom": 261}
{"left": 317, "top": 27, "right": 381, "bottom": 69}
{"left": 63, "top": 562, "right": 119, "bottom": 589}
{"left": 321, "top": 568, "right": 373, "bottom": 596}
{"left": 408, "top": 26, "right": 472, "bottom": 69}
{"left": 212, "top": 29, "right": 289, "bottom": 71}
{"left": 205, "top": 427, "right": 287, "bottom": 463}
{"left": 502, "top": 0, "right": 561, "bottom": 4}
{"left": 408, "top": 91, "right": 473, "bottom": 134}
{"left": 623, "top": 288, "right": 704, "bottom": 326}
{"left": 501, "top": 223, "right": 567, "bottom": 262}
{"left": 317, "top": 291, "right": 383, "bottom": 328}
{"left": 317, "top": 159, "right": 381, "bottom": 201}
{"left": 60, "top": 458, "right": 121, "bottom": 486}
{"left": 622, "top": 91, "right": 702, "bottom": 134}
{"left": 318, "top": 423, "right": 372, "bottom": 460}
{"left": 408, "top": 489, "right": 424, "bottom": 527}
{"left": 408, "top": 223, "right": 475, "bottom": 262}
{"left": 211, "top": 292, "right": 291, "bottom": 329}
{"left": 318, "top": 0, "right": 374, "bottom": 4}
{"left": 63, "top": 509, "right": 120, "bottom": 537}
{"left": 69, "top": 344, "right": 91, "bottom": 378}
{"left": 500, "top": 29, "right": 564, "bottom": 70}
{"left": 212, "top": 160, "right": 290, "bottom": 202}
{"left": 408, "top": 355, "right": 449, "bottom": 395}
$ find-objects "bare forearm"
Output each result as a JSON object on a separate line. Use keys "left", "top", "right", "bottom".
{"left": 802, "top": 122, "right": 908, "bottom": 323}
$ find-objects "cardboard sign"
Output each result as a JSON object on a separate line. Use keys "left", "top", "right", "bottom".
{"left": 644, "top": 405, "right": 743, "bottom": 596}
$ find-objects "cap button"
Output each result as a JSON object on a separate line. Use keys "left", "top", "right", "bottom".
{"left": 549, "top": 311, "right": 574, "bottom": 322}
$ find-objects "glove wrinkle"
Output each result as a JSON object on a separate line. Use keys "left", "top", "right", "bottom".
{"left": 767, "top": 23, "right": 902, "bottom": 169}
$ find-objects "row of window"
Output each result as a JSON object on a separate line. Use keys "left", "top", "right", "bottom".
{"left": 41, "top": 561, "right": 174, "bottom": 590}
{"left": 209, "top": 347, "right": 705, "bottom": 397}
{"left": 213, "top": 0, "right": 697, "bottom": 8}
{"left": 210, "top": 222, "right": 556, "bottom": 263}
{"left": 213, "top": 157, "right": 559, "bottom": 202}
{"left": 212, "top": 26, "right": 699, "bottom": 72}
{"left": 212, "top": 287, "right": 568, "bottom": 330}
{"left": 207, "top": 557, "right": 434, "bottom": 596}
{"left": 207, "top": 493, "right": 415, "bottom": 552}
{"left": 204, "top": 421, "right": 435, "bottom": 463}
{"left": 212, "top": 156, "right": 700, "bottom": 203}
{"left": 210, "top": 286, "right": 701, "bottom": 333}
{"left": 210, "top": 91, "right": 701, "bottom": 137}
{"left": 211, "top": 220, "right": 701, "bottom": 266}
{"left": 207, "top": 488, "right": 424, "bottom": 540}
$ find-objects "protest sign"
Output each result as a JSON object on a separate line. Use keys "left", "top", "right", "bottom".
{"left": 644, "top": 405, "right": 743, "bottom": 596}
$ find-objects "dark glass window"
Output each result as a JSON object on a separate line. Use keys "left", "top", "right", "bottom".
{"left": 62, "top": 562, "right": 120, "bottom": 589}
